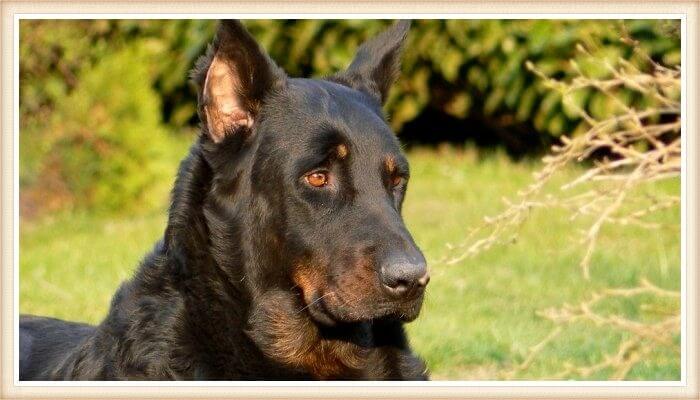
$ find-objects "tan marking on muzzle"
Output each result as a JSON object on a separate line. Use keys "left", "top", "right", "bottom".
{"left": 292, "top": 263, "right": 323, "bottom": 304}
{"left": 262, "top": 293, "right": 368, "bottom": 379}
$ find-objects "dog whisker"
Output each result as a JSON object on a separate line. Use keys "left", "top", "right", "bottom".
{"left": 297, "top": 291, "right": 334, "bottom": 313}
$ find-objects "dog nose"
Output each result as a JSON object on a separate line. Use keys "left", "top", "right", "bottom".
{"left": 380, "top": 255, "right": 430, "bottom": 298}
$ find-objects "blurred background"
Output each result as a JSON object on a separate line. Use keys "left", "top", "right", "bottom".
{"left": 19, "top": 19, "right": 681, "bottom": 380}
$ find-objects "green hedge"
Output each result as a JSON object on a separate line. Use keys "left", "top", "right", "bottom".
{"left": 19, "top": 19, "right": 680, "bottom": 213}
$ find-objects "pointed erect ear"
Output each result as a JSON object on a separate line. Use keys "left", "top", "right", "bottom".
{"left": 329, "top": 20, "right": 410, "bottom": 105}
{"left": 191, "top": 20, "right": 285, "bottom": 143}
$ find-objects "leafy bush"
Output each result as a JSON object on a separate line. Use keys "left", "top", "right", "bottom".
{"left": 248, "top": 20, "right": 679, "bottom": 137}
{"left": 21, "top": 19, "right": 679, "bottom": 134}
{"left": 19, "top": 19, "right": 680, "bottom": 215}
{"left": 20, "top": 37, "right": 173, "bottom": 213}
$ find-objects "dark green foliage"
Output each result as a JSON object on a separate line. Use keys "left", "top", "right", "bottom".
{"left": 19, "top": 19, "right": 679, "bottom": 214}
{"left": 251, "top": 20, "right": 679, "bottom": 137}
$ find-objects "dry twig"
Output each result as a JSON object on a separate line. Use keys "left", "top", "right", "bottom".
{"left": 446, "top": 38, "right": 681, "bottom": 380}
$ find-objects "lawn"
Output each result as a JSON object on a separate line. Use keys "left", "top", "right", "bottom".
{"left": 19, "top": 145, "right": 681, "bottom": 380}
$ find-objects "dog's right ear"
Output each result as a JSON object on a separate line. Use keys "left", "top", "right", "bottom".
{"left": 329, "top": 20, "right": 410, "bottom": 106}
{"left": 191, "top": 20, "right": 285, "bottom": 143}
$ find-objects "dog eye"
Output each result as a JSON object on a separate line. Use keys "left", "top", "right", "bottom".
{"left": 305, "top": 171, "right": 329, "bottom": 188}
{"left": 391, "top": 175, "right": 403, "bottom": 187}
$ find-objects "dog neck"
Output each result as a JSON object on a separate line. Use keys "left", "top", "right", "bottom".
{"left": 245, "top": 289, "right": 381, "bottom": 379}
{"left": 164, "top": 140, "right": 249, "bottom": 288}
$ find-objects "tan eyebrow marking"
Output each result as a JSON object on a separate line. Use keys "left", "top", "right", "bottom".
{"left": 336, "top": 144, "right": 348, "bottom": 159}
{"left": 384, "top": 155, "right": 396, "bottom": 174}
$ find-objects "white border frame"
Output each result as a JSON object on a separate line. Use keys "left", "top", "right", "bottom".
{"left": 4, "top": 8, "right": 693, "bottom": 397}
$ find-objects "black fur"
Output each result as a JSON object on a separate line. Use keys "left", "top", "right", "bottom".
{"left": 20, "top": 20, "right": 430, "bottom": 381}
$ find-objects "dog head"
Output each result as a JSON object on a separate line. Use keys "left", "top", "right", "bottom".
{"left": 192, "top": 20, "right": 429, "bottom": 326}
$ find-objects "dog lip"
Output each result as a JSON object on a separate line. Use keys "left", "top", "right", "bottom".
{"left": 301, "top": 284, "right": 426, "bottom": 326}
{"left": 390, "top": 293, "right": 426, "bottom": 322}
{"left": 305, "top": 293, "right": 338, "bottom": 327}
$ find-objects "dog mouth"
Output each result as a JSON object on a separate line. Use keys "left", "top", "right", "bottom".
{"left": 302, "top": 290, "right": 425, "bottom": 327}
{"left": 304, "top": 292, "right": 339, "bottom": 326}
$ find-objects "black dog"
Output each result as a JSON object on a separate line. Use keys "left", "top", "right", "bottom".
{"left": 19, "top": 19, "right": 430, "bottom": 380}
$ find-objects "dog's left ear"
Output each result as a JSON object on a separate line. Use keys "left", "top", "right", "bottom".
{"left": 330, "top": 20, "right": 410, "bottom": 105}
{"left": 192, "top": 20, "right": 286, "bottom": 143}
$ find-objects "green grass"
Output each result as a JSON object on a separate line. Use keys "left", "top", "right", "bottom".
{"left": 402, "top": 148, "right": 680, "bottom": 380}
{"left": 19, "top": 145, "right": 680, "bottom": 381}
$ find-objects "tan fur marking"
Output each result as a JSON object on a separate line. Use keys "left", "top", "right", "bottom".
{"left": 271, "top": 262, "right": 369, "bottom": 378}
{"left": 336, "top": 144, "right": 348, "bottom": 159}
{"left": 263, "top": 298, "right": 367, "bottom": 379}
{"left": 384, "top": 155, "right": 396, "bottom": 174}
{"left": 291, "top": 264, "right": 321, "bottom": 304}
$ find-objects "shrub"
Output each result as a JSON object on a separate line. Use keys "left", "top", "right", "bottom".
{"left": 21, "top": 19, "right": 679, "bottom": 137}
{"left": 19, "top": 19, "right": 680, "bottom": 215}
{"left": 20, "top": 42, "right": 172, "bottom": 214}
{"left": 221, "top": 20, "right": 680, "bottom": 137}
